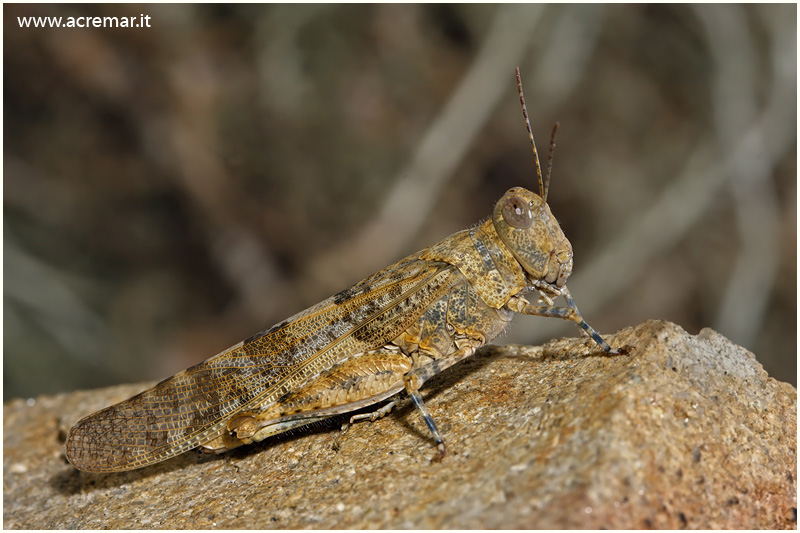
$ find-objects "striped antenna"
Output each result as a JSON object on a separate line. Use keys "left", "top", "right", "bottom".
{"left": 515, "top": 67, "right": 548, "bottom": 202}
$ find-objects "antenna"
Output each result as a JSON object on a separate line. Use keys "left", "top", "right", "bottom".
{"left": 515, "top": 67, "right": 547, "bottom": 202}
{"left": 546, "top": 122, "right": 559, "bottom": 198}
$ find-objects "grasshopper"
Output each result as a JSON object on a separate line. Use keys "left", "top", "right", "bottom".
{"left": 65, "top": 68, "right": 621, "bottom": 473}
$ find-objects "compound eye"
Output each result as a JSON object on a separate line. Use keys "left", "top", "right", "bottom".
{"left": 501, "top": 195, "right": 534, "bottom": 228}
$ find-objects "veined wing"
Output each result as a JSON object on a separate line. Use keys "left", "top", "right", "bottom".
{"left": 65, "top": 255, "right": 458, "bottom": 472}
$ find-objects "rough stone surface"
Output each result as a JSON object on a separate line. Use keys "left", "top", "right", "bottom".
{"left": 4, "top": 320, "right": 796, "bottom": 529}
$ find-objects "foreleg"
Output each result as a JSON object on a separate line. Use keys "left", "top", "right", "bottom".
{"left": 506, "top": 287, "right": 620, "bottom": 354}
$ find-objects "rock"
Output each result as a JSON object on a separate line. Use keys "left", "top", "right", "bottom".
{"left": 3, "top": 320, "right": 796, "bottom": 528}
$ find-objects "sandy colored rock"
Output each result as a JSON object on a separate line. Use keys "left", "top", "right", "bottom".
{"left": 3, "top": 320, "right": 796, "bottom": 528}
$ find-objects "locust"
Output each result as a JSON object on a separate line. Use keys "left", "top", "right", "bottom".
{"left": 65, "top": 67, "right": 622, "bottom": 473}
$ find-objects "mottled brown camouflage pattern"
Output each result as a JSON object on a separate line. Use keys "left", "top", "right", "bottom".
{"left": 65, "top": 70, "right": 617, "bottom": 472}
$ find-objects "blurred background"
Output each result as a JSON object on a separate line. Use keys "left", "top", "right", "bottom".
{"left": 4, "top": 4, "right": 796, "bottom": 400}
